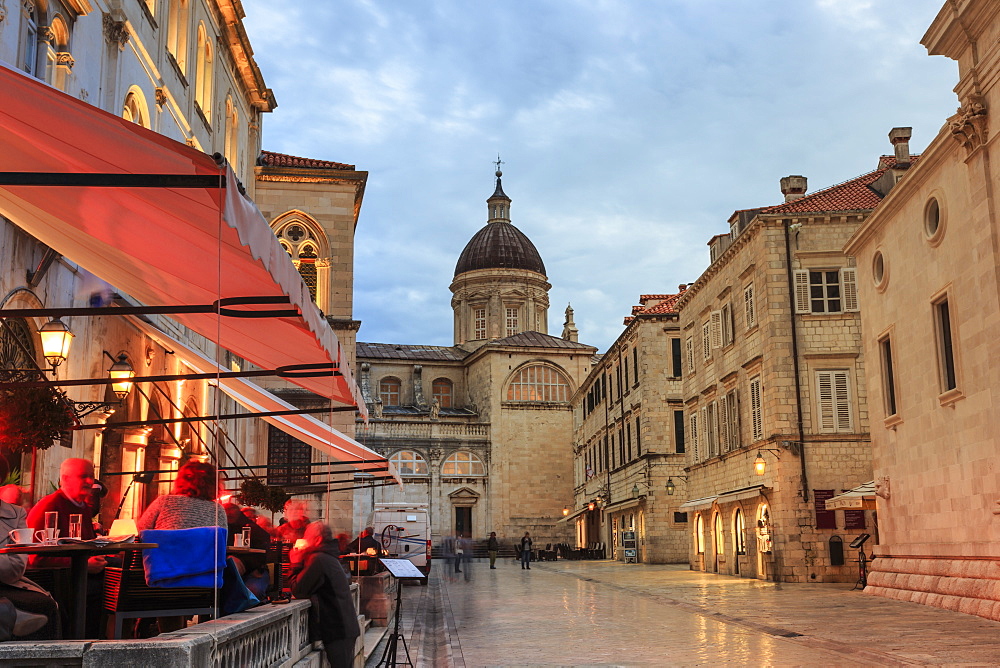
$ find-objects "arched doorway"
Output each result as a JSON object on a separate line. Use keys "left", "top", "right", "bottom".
{"left": 756, "top": 504, "right": 772, "bottom": 579}
{"left": 713, "top": 512, "right": 724, "bottom": 573}
{"left": 694, "top": 514, "right": 705, "bottom": 570}
{"left": 733, "top": 508, "right": 746, "bottom": 575}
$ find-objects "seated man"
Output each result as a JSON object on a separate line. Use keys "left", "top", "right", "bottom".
{"left": 26, "top": 458, "right": 103, "bottom": 638}
{"left": 276, "top": 499, "right": 312, "bottom": 544}
{"left": 0, "top": 498, "right": 59, "bottom": 639}
{"left": 346, "top": 526, "right": 382, "bottom": 575}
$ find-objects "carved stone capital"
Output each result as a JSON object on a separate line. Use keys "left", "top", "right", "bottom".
{"left": 154, "top": 87, "right": 167, "bottom": 107}
{"left": 948, "top": 95, "right": 988, "bottom": 152}
{"left": 36, "top": 25, "right": 53, "bottom": 43}
{"left": 55, "top": 51, "right": 74, "bottom": 69}
{"left": 428, "top": 448, "right": 444, "bottom": 463}
{"left": 103, "top": 13, "right": 130, "bottom": 50}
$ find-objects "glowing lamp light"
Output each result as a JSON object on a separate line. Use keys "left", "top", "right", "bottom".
{"left": 754, "top": 452, "right": 767, "bottom": 476}
{"left": 666, "top": 478, "right": 676, "bottom": 496}
{"left": 365, "top": 547, "right": 377, "bottom": 556}
{"left": 38, "top": 318, "right": 73, "bottom": 368}
{"left": 108, "top": 354, "right": 135, "bottom": 400}
{"left": 562, "top": 506, "right": 569, "bottom": 516}
{"left": 109, "top": 518, "right": 138, "bottom": 537}
{"left": 587, "top": 501, "right": 596, "bottom": 512}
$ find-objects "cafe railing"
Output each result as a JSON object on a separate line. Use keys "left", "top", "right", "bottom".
{"left": 0, "top": 589, "right": 361, "bottom": 667}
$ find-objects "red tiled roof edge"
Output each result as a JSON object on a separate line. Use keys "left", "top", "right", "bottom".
{"left": 258, "top": 150, "right": 355, "bottom": 170}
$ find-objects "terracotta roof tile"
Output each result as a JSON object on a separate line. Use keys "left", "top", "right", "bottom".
{"left": 357, "top": 342, "right": 468, "bottom": 361}
{"left": 257, "top": 150, "right": 354, "bottom": 170}
{"left": 624, "top": 291, "right": 683, "bottom": 324}
{"left": 487, "top": 331, "right": 595, "bottom": 350}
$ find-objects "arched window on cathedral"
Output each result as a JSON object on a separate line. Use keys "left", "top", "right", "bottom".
{"left": 432, "top": 378, "right": 453, "bottom": 408}
{"left": 389, "top": 450, "right": 427, "bottom": 476}
{"left": 167, "top": 0, "right": 190, "bottom": 74}
{"left": 442, "top": 451, "right": 485, "bottom": 477}
{"left": 506, "top": 364, "right": 571, "bottom": 403}
{"left": 379, "top": 377, "right": 401, "bottom": 406}
{"left": 297, "top": 243, "right": 318, "bottom": 302}
{"left": 223, "top": 96, "right": 239, "bottom": 171}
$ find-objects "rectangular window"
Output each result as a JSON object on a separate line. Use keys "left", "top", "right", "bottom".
{"left": 671, "top": 338, "right": 682, "bottom": 378}
{"left": 721, "top": 303, "right": 734, "bottom": 346}
{"left": 633, "top": 347, "right": 640, "bottom": 386}
{"left": 267, "top": 425, "right": 312, "bottom": 485}
{"left": 724, "top": 389, "right": 739, "bottom": 451}
{"left": 705, "top": 402, "right": 719, "bottom": 458}
{"left": 710, "top": 311, "right": 723, "bottom": 349}
{"left": 474, "top": 308, "right": 486, "bottom": 340}
{"left": 673, "top": 512, "right": 689, "bottom": 523}
{"left": 702, "top": 322, "right": 711, "bottom": 360}
{"left": 619, "top": 425, "right": 626, "bottom": 463}
{"left": 624, "top": 355, "right": 630, "bottom": 390}
{"left": 816, "top": 370, "right": 853, "bottom": 433}
{"left": 794, "top": 268, "right": 859, "bottom": 314}
{"left": 934, "top": 298, "right": 957, "bottom": 391}
{"left": 635, "top": 417, "right": 641, "bottom": 456}
{"left": 673, "top": 410, "right": 685, "bottom": 453}
{"left": 749, "top": 376, "right": 762, "bottom": 440}
{"left": 813, "top": 489, "right": 837, "bottom": 529}
{"left": 626, "top": 422, "right": 632, "bottom": 461}
{"left": 744, "top": 283, "right": 756, "bottom": 329}
{"left": 879, "top": 335, "right": 898, "bottom": 417}
{"left": 505, "top": 306, "right": 519, "bottom": 337}
{"left": 686, "top": 337, "right": 694, "bottom": 371}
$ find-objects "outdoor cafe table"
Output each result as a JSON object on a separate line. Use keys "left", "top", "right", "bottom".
{"left": 0, "top": 541, "right": 157, "bottom": 639}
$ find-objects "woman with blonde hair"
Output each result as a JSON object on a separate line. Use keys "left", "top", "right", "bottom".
{"left": 138, "top": 460, "right": 226, "bottom": 531}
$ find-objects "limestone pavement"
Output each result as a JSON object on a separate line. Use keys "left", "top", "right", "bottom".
{"left": 369, "top": 558, "right": 1000, "bottom": 667}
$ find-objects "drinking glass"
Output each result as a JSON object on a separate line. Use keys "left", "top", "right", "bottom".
{"left": 44, "top": 511, "right": 59, "bottom": 544}
{"left": 241, "top": 526, "right": 252, "bottom": 548}
{"left": 68, "top": 514, "right": 83, "bottom": 540}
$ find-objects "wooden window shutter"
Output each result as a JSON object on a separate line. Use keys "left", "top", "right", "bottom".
{"left": 750, "top": 377, "right": 762, "bottom": 440}
{"left": 794, "top": 269, "right": 811, "bottom": 314}
{"left": 686, "top": 337, "right": 694, "bottom": 370}
{"left": 744, "top": 283, "right": 756, "bottom": 329}
{"left": 816, "top": 371, "right": 837, "bottom": 432}
{"left": 841, "top": 267, "right": 859, "bottom": 312}
{"left": 702, "top": 323, "right": 711, "bottom": 360}
{"left": 718, "top": 394, "right": 729, "bottom": 454}
{"left": 834, "top": 370, "right": 852, "bottom": 431}
{"left": 710, "top": 311, "right": 723, "bottom": 349}
{"left": 690, "top": 411, "right": 699, "bottom": 462}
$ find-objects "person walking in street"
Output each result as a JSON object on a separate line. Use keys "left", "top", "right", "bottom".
{"left": 459, "top": 535, "right": 472, "bottom": 581}
{"left": 520, "top": 531, "right": 532, "bottom": 569}
{"left": 487, "top": 531, "right": 499, "bottom": 569}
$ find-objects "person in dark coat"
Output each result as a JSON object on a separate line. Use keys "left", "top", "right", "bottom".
{"left": 288, "top": 521, "right": 361, "bottom": 667}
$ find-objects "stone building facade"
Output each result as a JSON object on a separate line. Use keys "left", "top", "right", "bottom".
{"left": 673, "top": 149, "right": 917, "bottom": 581}
{"left": 354, "top": 175, "right": 596, "bottom": 546}
{"left": 570, "top": 291, "right": 689, "bottom": 563}
{"left": 844, "top": 0, "right": 1000, "bottom": 621}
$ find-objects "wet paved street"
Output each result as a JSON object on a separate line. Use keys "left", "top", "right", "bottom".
{"left": 373, "top": 559, "right": 1000, "bottom": 667}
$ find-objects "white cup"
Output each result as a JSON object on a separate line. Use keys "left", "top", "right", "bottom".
{"left": 36, "top": 528, "right": 59, "bottom": 545}
{"left": 7, "top": 528, "right": 33, "bottom": 544}
{"left": 233, "top": 534, "right": 244, "bottom": 548}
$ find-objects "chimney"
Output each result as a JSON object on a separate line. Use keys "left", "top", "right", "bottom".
{"left": 889, "top": 127, "right": 912, "bottom": 168}
{"left": 780, "top": 175, "right": 808, "bottom": 203}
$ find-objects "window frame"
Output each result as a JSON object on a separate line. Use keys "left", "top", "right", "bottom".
{"left": 379, "top": 376, "right": 402, "bottom": 407}
{"left": 441, "top": 451, "right": 485, "bottom": 477}
{"left": 932, "top": 295, "right": 958, "bottom": 394}
{"left": 815, "top": 369, "right": 853, "bottom": 433}
{"left": 389, "top": 450, "right": 429, "bottom": 476}
{"left": 749, "top": 376, "right": 763, "bottom": 441}
{"left": 506, "top": 364, "right": 571, "bottom": 403}
{"left": 744, "top": 283, "right": 756, "bottom": 329}
{"left": 795, "top": 268, "right": 858, "bottom": 314}
{"left": 878, "top": 333, "right": 898, "bottom": 420}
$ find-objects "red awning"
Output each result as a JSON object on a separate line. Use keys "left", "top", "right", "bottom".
{"left": 0, "top": 64, "right": 366, "bottom": 417}
{"left": 132, "top": 317, "right": 398, "bottom": 482}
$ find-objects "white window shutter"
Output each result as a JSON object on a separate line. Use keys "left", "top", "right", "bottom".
{"left": 817, "top": 371, "right": 836, "bottom": 432}
{"left": 841, "top": 267, "right": 859, "bottom": 312}
{"left": 702, "top": 323, "right": 711, "bottom": 360}
{"left": 744, "top": 284, "right": 756, "bottom": 329}
{"left": 794, "top": 269, "right": 811, "bottom": 314}
{"left": 750, "top": 377, "right": 762, "bottom": 440}
{"left": 686, "top": 337, "right": 694, "bottom": 370}
{"left": 710, "top": 311, "right": 722, "bottom": 349}
{"left": 718, "top": 394, "right": 729, "bottom": 453}
{"left": 701, "top": 405, "right": 709, "bottom": 459}
{"left": 690, "top": 412, "right": 699, "bottom": 462}
{"left": 834, "top": 371, "right": 852, "bottom": 431}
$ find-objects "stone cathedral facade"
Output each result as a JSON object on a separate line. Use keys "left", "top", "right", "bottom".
{"left": 353, "top": 173, "right": 596, "bottom": 546}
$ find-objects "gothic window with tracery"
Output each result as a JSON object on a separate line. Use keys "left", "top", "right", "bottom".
{"left": 506, "top": 364, "right": 571, "bottom": 402}
{"left": 277, "top": 221, "right": 323, "bottom": 305}
{"left": 0, "top": 318, "right": 37, "bottom": 372}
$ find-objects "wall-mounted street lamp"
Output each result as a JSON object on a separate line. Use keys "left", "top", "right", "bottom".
{"left": 108, "top": 353, "right": 135, "bottom": 400}
{"left": 753, "top": 441, "right": 802, "bottom": 476}
{"left": 632, "top": 484, "right": 640, "bottom": 498}
{"left": 754, "top": 452, "right": 767, "bottom": 475}
{"left": 562, "top": 506, "right": 569, "bottom": 516}
{"left": 587, "top": 501, "right": 596, "bottom": 511}
{"left": 38, "top": 317, "right": 74, "bottom": 371}
{"left": 665, "top": 475, "right": 688, "bottom": 496}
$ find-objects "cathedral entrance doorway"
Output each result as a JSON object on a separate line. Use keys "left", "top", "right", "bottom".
{"left": 455, "top": 507, "right": 472, "bottom": 538}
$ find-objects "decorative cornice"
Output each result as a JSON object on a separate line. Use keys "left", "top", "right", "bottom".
{"left": 103, "top": 14, "right": 130, "bottom": 50}
{"left": 948, "top": 94, "right": 988, "bottom": 153}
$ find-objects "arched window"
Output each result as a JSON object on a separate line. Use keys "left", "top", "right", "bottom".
{"left": 714, "top": 512, "right": 724, "bottom": 557}
{"left": 297, "top": 244, "right": 318, "bottom": 302}
{"left": 441, "top": 451, "right": 485, "bottom": 476}
{"left": 167, "top": 0, "right": 189, "bottom": 73}
{"left": 195, "top": 23, "right": 213, "bottom": 121}
{"left": 379, "top": 377, "right": 401, "bottom": 406}
{"left": 432, "top": 378, "right": 453, "bottom": 408}
{"left": 695, "top": 514, "right": 705, "bottom": 554}
{"left": 389, "top": 450, "right": 427, "bottom": 476}
{"left": 733, "top": 508, "right": 746, "bottom": 555}
{"left": 224, "top": 96, "right": 239, "bottom": 171}
{"left": 275, "top": 217, "right": 327, "bottom": 307}
{"left": 506, "top": 364, "right": 571, "bottom": 402}
{"left": 0, "top": 318, "right": 37, "bottom": 371}
{"left": 48, "top": 15, "right": 72, "bottom": 91}
{"left": 123, "top": 89, "right": 150, "bottom": 128}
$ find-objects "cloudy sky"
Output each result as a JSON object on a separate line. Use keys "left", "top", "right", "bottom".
{"left": 242, "top": 0, "right": 958, "bottom": 353}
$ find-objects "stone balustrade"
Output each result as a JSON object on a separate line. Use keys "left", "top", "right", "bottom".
{"left": 358, "top": 420, "right": 490, "bottom": 440}
{"left": 0, "top": 585, "right": 365, "bottom": 667}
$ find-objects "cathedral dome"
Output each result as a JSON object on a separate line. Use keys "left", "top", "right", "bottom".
{"left": 454, "top": 171, "right": 546, "bottom": 276}
{"left": 454, "top": 221, "right": 546, "bottom": 276}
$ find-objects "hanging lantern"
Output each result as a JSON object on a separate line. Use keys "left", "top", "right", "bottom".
{"left": 109, "top": 354, "right": 135, "bottom": 400}
{"left": 38, "top": 318, "right": 73, "bottom": 368}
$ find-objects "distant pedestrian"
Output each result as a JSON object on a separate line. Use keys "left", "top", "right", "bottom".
{"left": 520, "top": 531, "right": 532, "bottom": 570}
{"left": 442, "top": 534, "right": 460, "bottom": 575}
{"left": 459, "top": 535, "right": 472, "bottom": 581}
{"left": 487, "top": 531, "right": 499, "bottom": 569}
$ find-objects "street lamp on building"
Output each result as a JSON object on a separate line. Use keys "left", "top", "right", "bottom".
{"left": 665, "top": 475, "right": 687, "bottom": 496}
{"left": 38, "top": 318, "right": 73, "bottom": 371}
{"left": 754, "top": 452, "right": 767, "bottom": 475}
{"left": 108, "top": 354, "right": 135, "bottom": 400}
{"left": 562, "top": 506, "right": 569, "bottom": 516}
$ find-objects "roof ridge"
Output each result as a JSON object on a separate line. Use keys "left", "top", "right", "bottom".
{"left": 258, "top": 150, "right": 354, "bottom": 170}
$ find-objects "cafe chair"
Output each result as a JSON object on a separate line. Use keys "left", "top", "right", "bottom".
{"left": 103, "top": 527, "right": 226, "bottom": 639}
